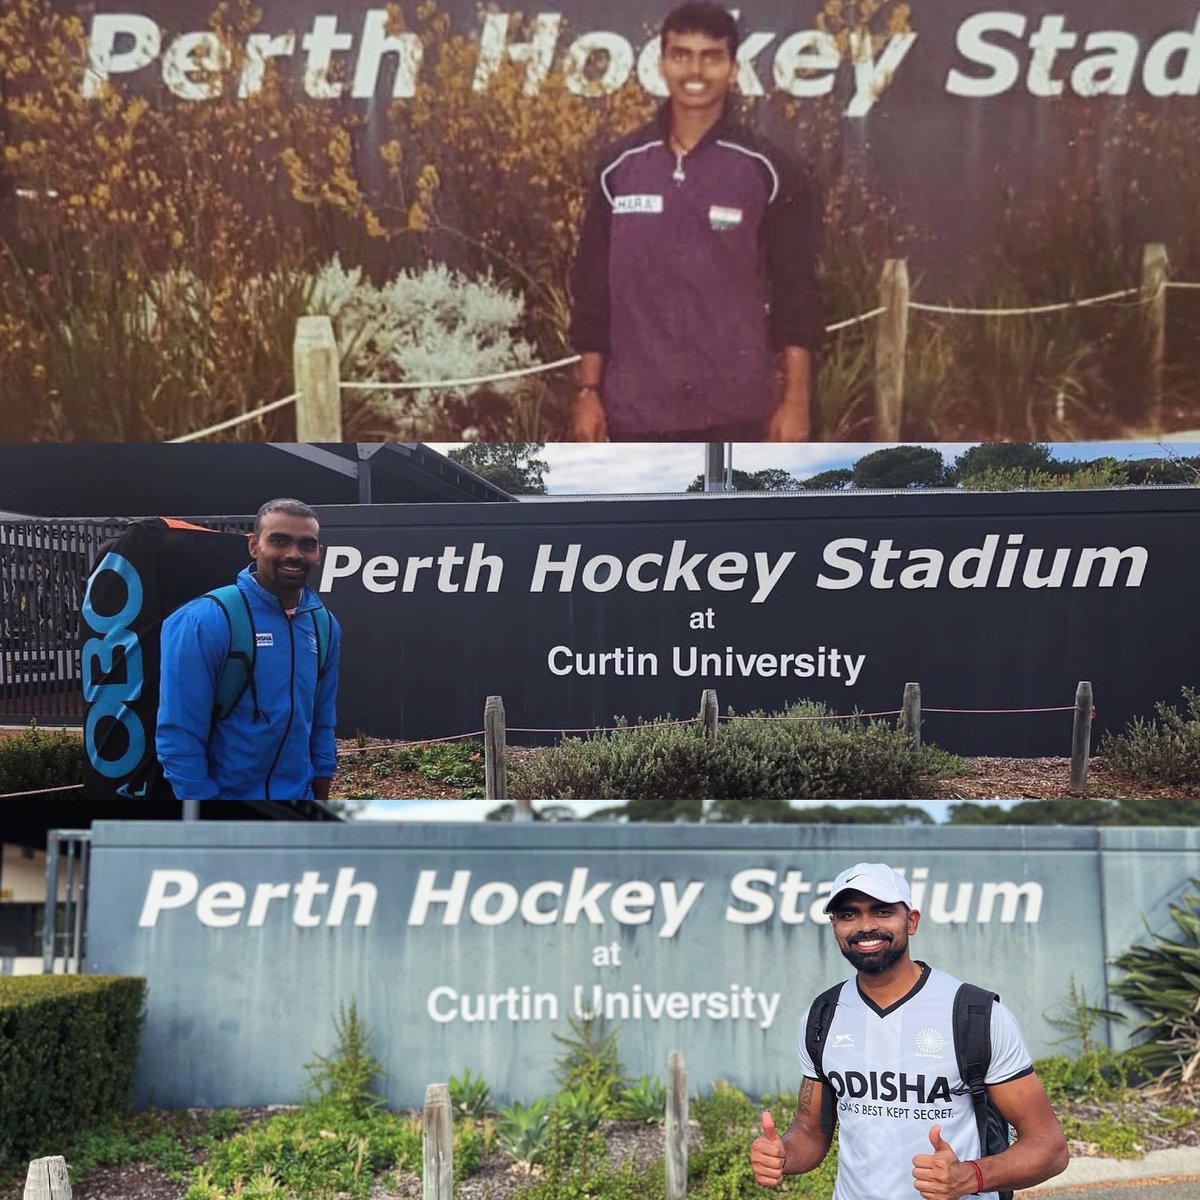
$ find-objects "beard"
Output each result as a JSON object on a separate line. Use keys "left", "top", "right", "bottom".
{"left": 839, "top": 935, "right": 907, "bottom": 975}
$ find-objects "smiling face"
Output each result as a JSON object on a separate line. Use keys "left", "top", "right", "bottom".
{"left": 660, "top": 29, "right": 737, "bottom": 121}
{"left": 829, "top": 890, "right": 921, "bottom": 976}
{"left": 248, "top": 510, "right": 321, "bottom": 603}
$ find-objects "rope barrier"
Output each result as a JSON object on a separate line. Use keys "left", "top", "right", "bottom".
{"left": 508, "top": 718, "right": 697, "bottom": 735}
{"left": 723, "top": 710, "right": 902, "bottom": 722}
{"left": 337, "top": 730, "right": 485, "bottom": 756}
{"left": 1167, "top": 281, "right": 1200, "bottom": 291}
{"left": 166, "top": 393, "right": 299, "bottom": 444}
{"left": 825, "top": 306, "right": 888, "bottom": 333}
{"left": 340, "top": 356, "right": 582, "bottom": 392}
{"left": 0, "top": 782, "right": 84, "bottom": 799}
{"left": 909, "top": 287, "right": 1141, "bottom": 318}
{"left": 922, "top": 705, "right": 1076, "bottom": 715}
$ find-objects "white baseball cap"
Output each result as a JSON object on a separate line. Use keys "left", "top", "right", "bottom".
{"left": 824, "top": 863, "right": 913, "bottom": 914}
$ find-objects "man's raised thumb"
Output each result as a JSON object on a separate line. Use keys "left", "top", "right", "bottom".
{"left": 929, "top": 1124, "right": 951, "bottom": 1153}
{"left": 761, "top": 1110, "right": 780, "bottom": 1141}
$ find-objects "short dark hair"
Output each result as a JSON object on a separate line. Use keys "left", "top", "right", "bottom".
{"left": 255, "top": 498, "right": 318, "bottom": 534}
{"left": 661, "top": 2, "right": 740, "bottom": 57}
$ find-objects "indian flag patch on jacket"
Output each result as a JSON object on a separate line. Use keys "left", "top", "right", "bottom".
{"left": 709, "top": 204, "right": 743, "bottom": 231}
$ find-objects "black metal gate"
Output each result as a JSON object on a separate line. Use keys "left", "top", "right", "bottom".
{"left": 0, "top": 520, "right": 125, "bottom": 726}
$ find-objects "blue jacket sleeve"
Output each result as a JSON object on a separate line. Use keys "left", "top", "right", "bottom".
{"left": 309, "top": 613, "right": 340, "bottom": 781}
{"left": 156, "top": 600, "right": 226, "bottom": 801}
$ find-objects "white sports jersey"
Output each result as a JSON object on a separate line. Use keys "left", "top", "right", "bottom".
{"left": 796, "top": 964, "right": 1033, "bottom": 1200}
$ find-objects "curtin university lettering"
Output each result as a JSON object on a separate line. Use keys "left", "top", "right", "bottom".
{"left": 136, "top": 865, "right": 1043, "bottom": 930}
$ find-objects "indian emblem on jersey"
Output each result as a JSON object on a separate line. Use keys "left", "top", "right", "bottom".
{"left": 916, "top": 1027, "right": 946, "bottom": 1058}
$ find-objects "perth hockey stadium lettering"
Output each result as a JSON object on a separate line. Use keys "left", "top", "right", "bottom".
{"left": 82, "top": 10, "right": 1200, "bottom": 108}
{"left": 136, "top": 866, "right": 1044, "bottom": 930}
{"left": 317, "top": 536, "right": 1148, "bottom": 597}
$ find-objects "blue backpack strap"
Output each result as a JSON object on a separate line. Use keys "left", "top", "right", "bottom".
{"left": 204, "top": 584, "right": 257, "bottom": 721}
{"left": 310, "top": 604, "right": 332, "bottom": 676}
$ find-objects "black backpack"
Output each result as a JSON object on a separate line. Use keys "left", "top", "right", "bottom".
{"left": 804, "top": 979, "right": 1013, "bottom": 1200}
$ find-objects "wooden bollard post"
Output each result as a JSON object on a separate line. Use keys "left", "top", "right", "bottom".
{"left": 900, "top": 682, "right": 922, "bottom": 749}
{"left": 484, "top": 695, "right": 517, "bottom": 813}
{"left": 23, "top": 1157, "right": 71, "bottom": 1200}
{"left": 423, "top": 1082, "right": 454, "bottom": 1200}
{"left": 875, "top": 258, "right": 909, "bottom": 440}
{"left": 1070, "top": 681, "right": 1094, "bottom": 796}
{"left": 1140, "top": 243, "right": 1167, "bottom": 430}
{"left": 700, "top": 688, "right": 719, "bottom": 742}
{"left": 665, "top": 1051, "right": 688, "bottom": 1200}
{"left": 293, "top": 315, "right": 343, "bottom": 441}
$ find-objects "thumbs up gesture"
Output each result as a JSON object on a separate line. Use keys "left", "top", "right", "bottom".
{"left": 750, "top": 1110, "right": 787, "bottom": 1187}
{"left": 912, "top": 1124, "right": 972, "bottom": 1200}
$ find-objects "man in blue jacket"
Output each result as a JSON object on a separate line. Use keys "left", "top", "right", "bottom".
{"left": 157, "top": 498, "right": 341, "bottom": 801}
{"left": 569, "top": 1, "right": 822, "bottom": 442}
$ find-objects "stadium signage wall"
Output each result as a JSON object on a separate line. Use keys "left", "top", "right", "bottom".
{"left": 88, "top": 823, "right": 1200, "bottom": 1107}
{"left": 81, "top": 8, "right": 1200, "bottom": 107}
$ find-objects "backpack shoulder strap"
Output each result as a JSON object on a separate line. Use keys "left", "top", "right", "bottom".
{"left": 205, "top": 584, "right": 257, "bottom": 721}
{"left": 953, "top": 982, "right": 997, "bottom": 1154}
{"left": 310, "top": 603, "right": 333, "bottom": 676}
{"left": 805, "top": 981, "right": 846, "bottom": 1134}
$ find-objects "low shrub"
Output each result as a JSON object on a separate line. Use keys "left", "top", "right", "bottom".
{"left": 0, "top": 728, "right": 84, "bottom": 795}
{"left": 1100, "top": 687, "right": 1200, "bottom": 786}
{"left": 510, "top": 703, "right": 945, "bottom": 809}
{"left": 448, "top": 1068, "right": 492, "bottom": 1119}
{"left": 0, "top": 975, "right": 145, "bottom": 1164}
{"left": 618, "top": 1076, "right": 666, "bottom": 1124}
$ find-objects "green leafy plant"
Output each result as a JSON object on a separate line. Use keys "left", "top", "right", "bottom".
{"left": 555, "top": 1085, "right": 611, "bottom": 1135}
{"left": 302, "top": 998, "right": 385, "bottom": 1120}
{"left": 1034, "top": 977, "right": 1134, "bottom": 1103}
{"left": 448, "top": 1068, "right": 492, "bottom": 1119}
{"left": 618, "top": 1076, "right": 666, "bottom": 1124}
{"left": 496, "top": 1096, "right": 553, "bottom": 1168}
{"left": 552, "top": 1012, "right": 625, "bottom": 1105}
{"left": 1110, "top": 876, "right": 1200, "bottom": 1088}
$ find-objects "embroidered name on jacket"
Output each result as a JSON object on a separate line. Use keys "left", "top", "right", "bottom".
{"left": 613, "top": 194, "right": 664, "bottom": 214}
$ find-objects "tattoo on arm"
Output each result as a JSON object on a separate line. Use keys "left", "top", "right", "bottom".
{"left": 797, "top": 1079, "right": 815, "bottom": 1117}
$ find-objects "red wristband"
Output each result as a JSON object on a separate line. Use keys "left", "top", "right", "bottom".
{"left": 968, "top": 1160, "right": 985, "bottom": 1194}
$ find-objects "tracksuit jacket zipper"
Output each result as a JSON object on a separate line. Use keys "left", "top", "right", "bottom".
{"left": 262, "top": 612, "right": 297, "bottom": 802}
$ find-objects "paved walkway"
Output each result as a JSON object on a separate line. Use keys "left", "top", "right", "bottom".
{"left": 1020, "top": 1145, "right": 1200, "bottom": 1198}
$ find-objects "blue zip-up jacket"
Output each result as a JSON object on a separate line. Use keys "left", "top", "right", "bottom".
{"left": 570, "top": 105, "right": 822, "bottom": 437}
{"left": 156, "top": 566, "right": 340, "bottom": 801}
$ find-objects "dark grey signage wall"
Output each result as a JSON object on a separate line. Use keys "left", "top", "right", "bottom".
{"left": 312, "top": 489, "right": 1200, "bottom": 756}
{"left": 85, "top": 821, "right": 1200, "bottom": 1109}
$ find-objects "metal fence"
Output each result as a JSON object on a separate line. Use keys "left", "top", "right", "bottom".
{"left": 0, "top": 517, "right": 251, "bottom": 726}
{"left": 42, "top": 829, "right": 91, "bottom": 973}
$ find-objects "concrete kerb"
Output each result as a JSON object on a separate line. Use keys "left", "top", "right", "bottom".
{"left": 1019, "top": 1146, "right": 1200, "bottom": 1194}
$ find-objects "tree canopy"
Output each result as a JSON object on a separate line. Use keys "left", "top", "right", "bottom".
{"left": 448, "top": 443, "right": 549, "bottom": 494}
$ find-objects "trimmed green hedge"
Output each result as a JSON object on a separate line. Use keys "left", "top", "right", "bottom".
{"left": 0, "top": 728, "right": 84, "bottom": 794}
{"left": 0, "top": 975, "right": 146, "bottom": 1164}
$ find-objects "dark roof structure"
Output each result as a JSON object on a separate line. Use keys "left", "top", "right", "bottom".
{"left": 0, "top": 443, "right": 513, "bottom": 517}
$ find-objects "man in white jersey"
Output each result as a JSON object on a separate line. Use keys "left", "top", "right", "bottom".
{"left": 750, "top": 862, "right": 1068, "bottom": 1200}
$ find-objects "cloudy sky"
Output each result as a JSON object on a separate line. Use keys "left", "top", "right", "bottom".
{"left": 427, "top": 439, "right": 1196, "bottom": 494}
